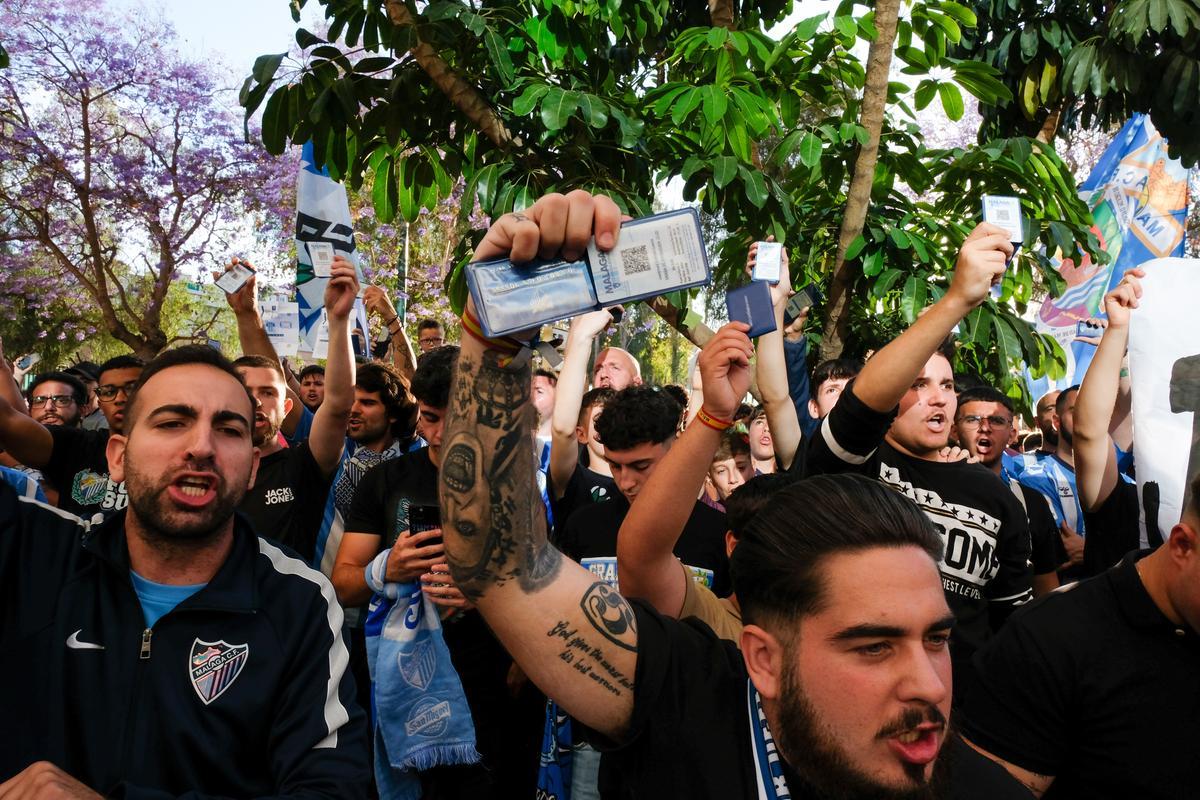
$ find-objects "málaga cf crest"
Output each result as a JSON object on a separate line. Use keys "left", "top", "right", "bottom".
{"left": 189, "top": 639, "right": 249, "bottom": 705}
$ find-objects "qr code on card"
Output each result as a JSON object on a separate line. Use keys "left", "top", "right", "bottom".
{"left": 991, "top": 207, "right": 1013, "bottom": 222}
{"left": 621, "top": 244, "right": 650, "bottom": 275}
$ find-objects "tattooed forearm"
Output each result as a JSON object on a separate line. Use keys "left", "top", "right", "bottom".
{"left": 441, "top": 347, "right": 563, "bottom": 598}
{"left": 547, "top": 617, "right": 635, "bottom": 697}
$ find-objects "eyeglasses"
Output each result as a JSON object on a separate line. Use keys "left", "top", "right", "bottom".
{"left": 419, "top": 337, "right": 444, "bottom": 346}
{"left": 958, "top": 414, "right": 1012, "bottom": 429}
{"left": 95, "top": 381, "right": 138, "bottom": 401}
{"left": 30, "top": 394, "right": 76, "bottom": 407}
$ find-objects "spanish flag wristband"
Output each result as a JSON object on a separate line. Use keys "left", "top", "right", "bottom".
{"left": 460, "top": 309, "right": 524, "bottom": 354}
{"left": 695, "top": 405, "right": 733, "bottom": 432}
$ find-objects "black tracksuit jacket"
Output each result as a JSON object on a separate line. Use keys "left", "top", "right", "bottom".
{"left": 0, "top": 482, "right": 370, "bottom": 798}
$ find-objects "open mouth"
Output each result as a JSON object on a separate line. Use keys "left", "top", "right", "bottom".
{"left": 887, "top": 724, "right": 943, "bottom": 765}
{"left": 975, "top": 435, "right": 993, "bottom": 453}
{"left": 169, "top": 474, "right": 217, "bottom": 507}
{"left": 925, "top": 413, "right": 946, "bottom": 433}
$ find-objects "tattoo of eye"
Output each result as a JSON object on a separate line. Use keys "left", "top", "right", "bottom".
{"left": 442, "top": 442, "right": 477, "bottom": 494}
{"left": 581, "top": 582, "right": 638, "bottom": 652}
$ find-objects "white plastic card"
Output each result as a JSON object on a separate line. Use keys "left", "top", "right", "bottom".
{"left": 307, "top": 241, "right": 336, "bottom": 278}
{"left": 215, "top": 262, "right": 255, "bottom": 294}
{"left": 981, "top": 195, "right": 1024, "bottom": 243}
{"left": 587, "top": 208, "right": 710, "bottom": 306}
{"left": 752, "top": 241, "right": 782, "bottom": 283}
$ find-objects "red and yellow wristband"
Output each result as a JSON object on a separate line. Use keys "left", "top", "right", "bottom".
{"left": 460, "top": 308, "right": 526, "bottom": 361}
{"left": 694, "top": 405, "right": 734, "bottom": 432}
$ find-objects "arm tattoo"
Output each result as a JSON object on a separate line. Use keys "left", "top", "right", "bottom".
{"left": 548, "top": 615, "right": 636, "bottom": 697}
{"left": 441, "top": 350, "right": 563, "bottom": 599}
{"left": 581, "top": 582, "right": 638, "bottom": 651}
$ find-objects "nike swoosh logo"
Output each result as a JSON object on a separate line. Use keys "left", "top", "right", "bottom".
{"left": 66, "top": 629, "right": 105, "bottom": 650}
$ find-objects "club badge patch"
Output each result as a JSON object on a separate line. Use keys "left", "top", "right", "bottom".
{"left": 189, "top": 639, "right": 249, "bottom": 705}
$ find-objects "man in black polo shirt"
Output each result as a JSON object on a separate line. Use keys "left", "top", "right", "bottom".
{"left": 0, "top": 354, "right": 144, "bottom": 520}
{"left": 234, "top": 258, "right": 357, "bottom": 561}
{"left": 960, "top": 473, "right": 1200, "bottom": 798}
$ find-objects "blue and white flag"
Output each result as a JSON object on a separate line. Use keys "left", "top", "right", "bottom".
{"left": 294, "top": 141, "right": 370, "bottom": 354}
{"left": 1025, "top": 115, "right": 1188, "bottom": 403}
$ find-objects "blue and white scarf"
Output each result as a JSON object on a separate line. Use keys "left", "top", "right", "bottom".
{"left": 364, "top": 551, "right": 479, "bottom": 799}
{"left": 748, "top": 680, "right": 792, "bottom": 800}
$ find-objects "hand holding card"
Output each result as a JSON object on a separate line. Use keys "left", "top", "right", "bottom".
{"left": 307, "top": 242, "right": 336, "bottom": 278}
{"left": 215, "top": 259, "right": 255, "bottom": 294}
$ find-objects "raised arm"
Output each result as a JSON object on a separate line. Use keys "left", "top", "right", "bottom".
{"left": 363, "top": 285, "right": 418, "bottom": 381}
{"left": 440, "top": 191, "right": 638, "bottom": 740}
{"left": 851, "top": 225, "right": 1012, "bottom": 412}
{"left": 549, "top": 308, "right": 614, "bottom": 498}
{"left": 617, "top": 322, "right": 752, "bottom": 615}
{"left": 1074, "top": 270, "right": 1141, "bottom": 512}
{"left": 0, "top": 393, "right": 53, "bottom": 468}
{"left": 748, "top": 239, "right": 803, "bottom": 469}
{"left": 0, "top": 339, "right": 28, "bottom": 415}
{"left": 308, "top": 258, "right": 358, "bottom": 474}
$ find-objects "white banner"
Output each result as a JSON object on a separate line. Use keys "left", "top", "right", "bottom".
{"left": 1129, "top": 258, "right": 1200, "bottom": 547}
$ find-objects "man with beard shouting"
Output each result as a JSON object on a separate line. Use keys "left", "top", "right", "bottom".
{"left": 433, "top": 190, "right": 1027, "bottom": 800}
{"left": 0, "top": 344, "right": 368, "bottom": 797}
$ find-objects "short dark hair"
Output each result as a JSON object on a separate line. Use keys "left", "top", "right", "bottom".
{"left": 594, "top": 385, "right": 680, "bottom": 452}
{"left": 533, "top": 368, "right": 558, "bottom": 386}
{"left": 1190, "top": 473, "right": 1200, "bottom": 519}
{"left": 577, "top": 387, "right": 615, "bottom": 428}
{"left": 233, "top": 354, "right": 286, "bottom": 382}
{"left": 748, "top": 406, "right": 767, "bottom": 424}
{"left": 411, "top": 345, "right": 459, "bottom": 408}
{"left": 725, "top": 472, "right": 799, "bottom": 539}
{"left": 732, "top": 474, "right": 943, "bottom": 628}
{"left": 127, "top": 345, "right": 253, "bottom": 430}
{"left": 97, "top": 355, "right": 146, "bottom": 382}
{"left": 356, "top": 361, "right": 417, "bottom": 440}
{"left": 934, "top": 336, "right": 956, "bottom": 366}
{"left": 28, "top": 371, "right": 88, "bottom": 406}
{"left": 661, "top": 384, "right": 688, "bottom": 411}
{"left": 956, "top": 385, "right": 1014, "bottom": 417}
{"left": 811, "top": 358, "right": 862, "bottom": 391}
{"left": 417, "top": 319, "right": 444, "bottom": 333}
{"left": 1057, "top": 384, "right": 1080, "bottom": 415}
{"left": 298, "top": 364, "right": 325, "bottom": 381}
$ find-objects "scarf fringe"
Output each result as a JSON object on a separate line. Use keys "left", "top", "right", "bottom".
{"left": 399, "top": 742, "right": 481, "bottom": 772}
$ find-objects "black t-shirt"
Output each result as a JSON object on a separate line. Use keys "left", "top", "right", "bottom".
{"left": 549, "top": 462, "right": 617, "bottom": 542}
{"left": 962, "top": 552, "right": 1200, "bottom": 798}
{"left": 1082, "top": 480, "right": 1139, "bottom": 577}
{"left": 596, "top": 602, "right": 1035, "bottom": 800}
{"left": 801, "top": 385, "right": 1033, "bottom": 701}
{"left": 1010, "top": 480, "right": 1060, "bottom": 576}
{"left": 43, "top": 427, "right": 127, "bottom": 521}
{"left": 237, "top": 441, "right": 332, "bottom": 563}
{"left": 343, "top": 447, "right": 440, "bottom": 549}
{"left": 342, "top": 447, "right": 517, "bottom": 766}
{"left": 559, "top": 493, "right": 731, "bottom": 598}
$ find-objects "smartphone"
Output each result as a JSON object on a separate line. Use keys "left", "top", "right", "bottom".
{"left": 215, "top": 261, "right": 255, "bottom": 294}
{"left": 15, "top": 353, "right": 40, "bottom": 371}
{"left": 752, "top": 241, "right": 783, "bottom": 283}
{"left": 1076, "top": 319, "right": 1105, "bottom": 339}
{"left": 307, "top": 241, "right": 335, "bottom": 278}
{"left": 784, "top": 284, "right": 822, "bottom": 326}
{"left": 408, "top": 504, "right": 442, "bottom": 547}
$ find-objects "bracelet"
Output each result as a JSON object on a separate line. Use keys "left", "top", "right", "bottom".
{"left": 460, "top": 309, "right": 524, "bottom": 357}
{"left": 694, "top": 405, "right": 733, "bottom": 432}
{"left": 383, "top": 315, "right": 399, "bottom": 328}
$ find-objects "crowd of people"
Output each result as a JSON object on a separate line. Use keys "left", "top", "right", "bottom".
{"left": 0, "top": 189, "right": 1196, "bottom": 800}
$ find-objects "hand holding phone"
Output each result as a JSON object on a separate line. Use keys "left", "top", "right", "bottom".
{"left": 784, "top": 284, "right": 822, "bottom": 327}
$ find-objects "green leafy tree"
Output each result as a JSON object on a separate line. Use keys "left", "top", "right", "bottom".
{"left": 244, "top": 0, "right": 1101, "bottom": 408}
{"left": 950, "top": 0, "right": 1200, "bottom": 163}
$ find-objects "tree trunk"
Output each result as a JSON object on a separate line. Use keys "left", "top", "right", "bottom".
{"left": 709, "top": 0, "right": 736, "bottom": 30}
{"left": 818, "top": 0, "right": 902, "bottom": 361}
{"left": 385, "top": 1, "right": 515, "bottom": 149}
{"left": 1036, "top": 103, "right": 1062, "bottom": 144}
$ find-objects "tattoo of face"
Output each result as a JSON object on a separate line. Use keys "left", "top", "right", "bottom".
{"left": 580, "top": 582, "right": 638, "bottom": 652}
{"left": 441, "top": 433, "right": 489, "bottom": 541}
